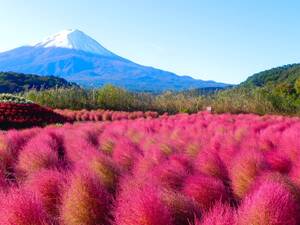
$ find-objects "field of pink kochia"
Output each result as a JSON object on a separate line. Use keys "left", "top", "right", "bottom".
{"left": 0, "top": 112, "right": 300, "bottom": 225}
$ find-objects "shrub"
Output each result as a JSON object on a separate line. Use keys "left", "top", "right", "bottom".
{"left": 183, "top": 174, "right": 230, "bottom": 211}
{"left": 76, "top": 152, "right": 120, "bottom": 192}
{"left": 229, "top": 150, "right": 267, "bottom": 199}
{"left": 16, "top": 133, "right": 62, "bottom": 178}
{"left": 237, "top": 180, "right": 300, "bottom": 225}
{"left": 162, "top": 190, "right": 201, "bottom": 225}
{"left": 114, "top": 182, "right": 173, "bottom": 225}
{"left": 196, "top": 202, "right": 236, "bottom": 225}
{"left": 24, "top": 169, "right": 65, "bottom": 220}
{"left": 0, "top": 93, "right": 33, "bottom": 104}
{"left": 195, "top": 151, "right": 229, "bottom": 183}
{"left": 112, "top": 138, "right": 141, "bottom": 172}
{"left": 0, "top": 189, "right": 50, "bottom": 225}
{"left": 60, "top": 170, "right": 111, "bottom": 225}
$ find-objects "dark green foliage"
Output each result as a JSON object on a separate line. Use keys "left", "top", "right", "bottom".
{"left": 239, "top": 64, "right": 300, "bottom": 114}
{"left": 0, "top": 93, "right": 33, "bottom": 104}
{"left": 242, "top": 63, "right": 300, "bottom": 87}
{"left": 178, "top": 87, "right": 228, "bottom": 97}
{"left": 0, "top": 72, "right": 78, "bottom": 93}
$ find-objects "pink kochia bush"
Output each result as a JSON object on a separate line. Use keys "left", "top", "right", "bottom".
{"left": 195, "top": 150, "right": 229, "bottom": 183}
{"left": 237, "top": 180, "right": 300, "bottom": 225}
{"left": 16, "top": 132, "right": 62, "bottom": 178}
{"left": 24, "top": 169, "right": 66, "bottom": 220}
{"left": 229, "top": 149, "right": 267, "bottom": 199}
{"left": 183, "top": 174, "right": 230, "bottom": 211}
{"left": 0, "top": 189, "right": 50, "bottom": 225}
{"left": 54, "top": 109, "right": 159, "bottom": 122}
{"left": 114, "top": 181, "right": 173, "bottom": 225}
{"left": 60, "top": 170, "right": 111, "bottom": 225}
{"left": 76, "top": 152, "right": 120, "bottom": 192}
{"left": 0, "top": 112, "right": 299, "bottom": 224}
{"left": 195, "top": 202, "right": 236, "bottom": 225}
{"left": 0, "top": 169, "right": 7, "bottom": 190}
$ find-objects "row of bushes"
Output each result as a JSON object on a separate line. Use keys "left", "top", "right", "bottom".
{"left": 0, "top": 102, "right": 68, "bottom": 129}
{"left": 21, "top": 84, "right": 300, "bottom": 116}
{"left": 0, "top": 94, "right": 68, "bottom": 129}
{"left": 54, "top": 109, "right": 159, "bottom": 122}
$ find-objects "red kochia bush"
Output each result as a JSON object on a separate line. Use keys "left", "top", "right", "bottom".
{"left": 0, "top": 102, "right": 68, "bottom": 129}
{"left": 195, "top": 150, "right": 229, "bottom": 183}
{"left": 0, "top": 170, "right": 7, "bottom": 190}
{"left": 114, "top": 181, "right": 173, "bottom": 225}
{"left": 54, "top": 109, "right": 159, "bottom": 122}
{"left": 229, "top": 150, "right": 267, "bottom": 199}
{"left": 60, "top": 170, "right": 111, "bottom": 225}
{"left": 0, "top": 129, "right": 38, "bottom": 174}
{"left": 24, "top": 169, "right": 65, "bottom": 220}
{"left": 63, "top": 131, "right": 98, "bottom": 164}
{"left": 112, "top": 138, "right": 141, "bottom": 172}
{"left": 76, "top": 152, "right": 120, "bottom": 192}
{"left": 0, "top": 189, "right": 50, "bottom": 225}
{"left": 162, "top": 190, "right": 201, "bottom": 225}
{"left": 183, "top": 174, "right": 230, "bottom": 211}
{"left": 265, "top": 150, "right": 292, "bottom": 174}
{"left": 237, "top": 180, "right": 300, "bottom": 225}
{"left": 16, "top": 132, "right": 62, "bottom": 178}
{"left": 150, "top": 155, "right": 192, "bottom": 190}
{"left": 195, "top": 202, "right": 236, "bottom": 225}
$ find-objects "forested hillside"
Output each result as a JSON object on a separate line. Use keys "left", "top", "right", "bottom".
{"left": 0, "top": 72, "right": 78, "bottom": 93}
{"left": 242, "top": 64, "right": 300, "bottom": 94}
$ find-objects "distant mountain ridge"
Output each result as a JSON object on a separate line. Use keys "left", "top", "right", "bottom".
{"left": 0, "top": 72, "right": 77, "bottom": 93}
{"left": 242, "top": 63, "right": 300, "bottom": 88}
{"left": 0, "top": 29, "right": 230, "bottom": 92}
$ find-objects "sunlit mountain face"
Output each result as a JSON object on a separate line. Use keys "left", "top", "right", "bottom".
{"left": 0, "top": 29, "right": 229, "bottom": 92}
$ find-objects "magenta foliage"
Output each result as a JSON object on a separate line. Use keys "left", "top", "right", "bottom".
{"left": 0, "top": 129, "right": 38, "bottom": 174}
{"left": 195, "top": 201, "right": 236, "bottom": 225}
{"left": 0, "top": 189, "right": 50, "bottom": 225}
{"left": 0, "top": 169, "right": 7, "bottom": 190}
{"left": 229, "top": 149, "right": 268, "bottom": 199}
{"left": 265, "top": 150, "right": 292, "bottom": 174}
{"left": 60, "top": 169, "right": 112, "bottom": 225}
{"left": 112, "top": 138, "right": 141, "bottom": 172}
{"left": 24, "top": 169, "right": 66, "bottom": 220}
{"left": 16, "top": 132, "right": 63, "bottom": 178}
{"left": 75, "top": 151, "right": 120, "bottom": 192}
{"left": 183, "top": 174, "right": 230, "bottom": 211}
{"left": 195, "top": 150, "right": 229, "bottom": 183}
{"left": 114, "top": 181, "right": 173, "bottom": 225}
{"left": 150, "top": 154, "right": 192, "bottom": 190}
{"left": 238, "top": 179, "right": 300, "bottom": 225}
{"left": 0, "top": 112, "right": 299, "bottom": 223}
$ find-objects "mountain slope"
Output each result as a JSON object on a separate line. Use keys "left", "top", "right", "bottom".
{"left": 242, "top": 64, "right": 300, "bottom": 88}
{"left": 0, "top": 72, "right": 77, "bottom": 93}
{"left": 0, "top": 29, "right": 229, "bottom": 92}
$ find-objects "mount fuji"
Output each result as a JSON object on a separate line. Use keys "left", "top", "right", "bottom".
{"left": 0, "top": 29, "right": 229, "bottom": 92}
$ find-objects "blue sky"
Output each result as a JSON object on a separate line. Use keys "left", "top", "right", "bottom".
{"left": 0, "top": 0, "right": 300, "bottom": 84}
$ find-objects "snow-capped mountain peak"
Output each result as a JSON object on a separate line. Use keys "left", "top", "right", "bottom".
{"left": 34, "top": 29, "right": 115, "bottom": 57}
